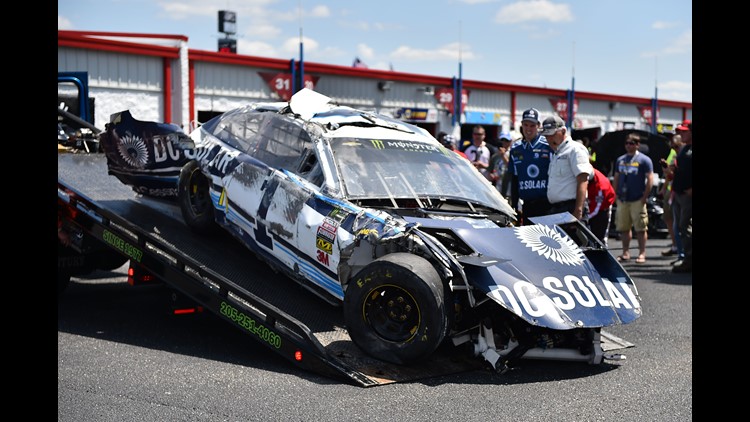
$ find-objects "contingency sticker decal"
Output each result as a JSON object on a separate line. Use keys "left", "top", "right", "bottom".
{"left": 316, "top": 217, "right": 338, "bottom": 255}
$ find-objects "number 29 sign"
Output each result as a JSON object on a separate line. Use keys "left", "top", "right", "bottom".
{"left": 435, "top": 88, "right": 468, "bottom": 114}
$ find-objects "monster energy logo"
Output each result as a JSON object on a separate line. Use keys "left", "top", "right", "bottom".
{"left": 370, "top": 139, "right": 385, "bottom": 149}
{"left": 328, "top": 208, "right": 347, "bottom": 224}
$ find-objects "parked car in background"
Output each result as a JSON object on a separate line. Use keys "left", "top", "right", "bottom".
{"left": 99, "top": 89, "right": 642, "bottom": 372}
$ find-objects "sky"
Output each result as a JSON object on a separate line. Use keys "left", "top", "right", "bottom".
{"left": 58, "top": 0, "right": 692, "bottom": 103}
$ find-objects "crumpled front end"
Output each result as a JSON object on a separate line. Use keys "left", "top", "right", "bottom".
{"left": 402, "top": 212, "right": 641, "bottom": 370}
{"left": 460, "top": 223, "right": 641, "bottom": 329}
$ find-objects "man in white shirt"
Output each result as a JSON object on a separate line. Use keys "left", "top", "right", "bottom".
{"left": 541, "top": 116, "right": 592, "bottom": 221}
{"left": 463, "top": 125, "right": 491, "bottom": 178}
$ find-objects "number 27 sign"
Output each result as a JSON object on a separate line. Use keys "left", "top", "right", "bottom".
{"left": 548, "top": 98, "right": 579, "bottom": 121}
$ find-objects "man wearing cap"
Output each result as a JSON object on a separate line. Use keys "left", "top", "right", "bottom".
{"left": 504, "top": 108, "right": 553, "bottom": 224}
{"left": 541, "top": 115, "right": 593, "bottom": 221}
{"left": 671, "top": 120, "right": 692, "bottom": 273}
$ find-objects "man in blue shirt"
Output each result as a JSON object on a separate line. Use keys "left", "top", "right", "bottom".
{"left": 504, "top": 108, "right": 552, "bottom": 224}
{"left": 612, "top": 133, "right": 654, "bottom": 263}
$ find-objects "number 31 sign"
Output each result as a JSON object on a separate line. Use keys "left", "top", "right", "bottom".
{"left": 259, "top": 72, "right": 319, "bottom": 101}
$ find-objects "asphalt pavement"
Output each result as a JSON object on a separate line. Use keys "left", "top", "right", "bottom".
{"left": 58, "top": 234, "right": 692, "bottom": 421}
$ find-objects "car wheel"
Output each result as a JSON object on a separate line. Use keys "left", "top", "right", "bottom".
{"left": 343, "top": 253, "right": 449, "bottom": 365}
{"left": 178, "top": 161, "right": 216, "bottom": 234}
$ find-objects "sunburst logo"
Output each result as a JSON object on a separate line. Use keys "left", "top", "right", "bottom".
{"left": 515, "top": 225, "right": 584, "bottom": 266}
{"left": 117, "top": 134, "right": 149, "bottom": 168}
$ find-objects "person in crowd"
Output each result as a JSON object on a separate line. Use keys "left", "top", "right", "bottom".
{"left": 612, "top": 133, "right": 654, "bottom": 264}
{"left": 503, "top": 108, "right": 552, "bottom": 224}
{"left": 458, "top": 135, "right": 472, "bottom": 152}
{"left": 437, "top": 131, "right": 468, "bottom": 159}
{"left": 487, "top": 132, "right": 513, "bottom": 197}
{"left": 659, "top": 133, "right": 684, "bottom": 258}
{"left": 586, "top": 167, "right": 616, "bottom": 246}
{"left": 436, "top": 131, "right": 448, "bottom": 144}
{"left": 541, "top": 116, "right": 592, "bottom": 221}
{"left": 464, "top": 125, "right": 492, "bottom": 177}
{"left": 671, "top": 121, "right": 692, "bottom": 273}
{"left": 581, "top": 136, "right": 600, "bottom": 167}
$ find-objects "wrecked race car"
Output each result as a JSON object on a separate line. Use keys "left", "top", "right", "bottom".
{"left": 99, "top": 89, "right": 641, "bottom": 372}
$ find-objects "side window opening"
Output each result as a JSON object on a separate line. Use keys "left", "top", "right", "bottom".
{"left": 297, "top": 148, "right": 317, "bottom": 174}
{"left": 253, "top": 115, "right": 312, "bottom": 169}
{"left": 211, "top": 108, "right": 263, "bottom": 154}
{"left": 296, "top": 149, "right": 324, "bottom": 186}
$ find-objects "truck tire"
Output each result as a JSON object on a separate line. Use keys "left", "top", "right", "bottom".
{"left": 58, "top": 242, "right": 85, "bottom": 297}
{"left": 92, "top": 249, "right": 129, "bottom": 271}
{"left": 58, "top": 271, "right": 71, "bottom": 297}
{"left": 343, "top": 253, "right": 449, "bottom": 365}
{"left": 178, "top": 161, "right": 217, "bottom": 234}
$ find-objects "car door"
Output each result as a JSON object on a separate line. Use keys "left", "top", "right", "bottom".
{"left": 248, "top": 116, "right": 345, "bottom": 298}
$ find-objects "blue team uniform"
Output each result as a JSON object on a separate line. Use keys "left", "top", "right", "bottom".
{"left": 508, "top": 135, "right": 552, "bottom": 203}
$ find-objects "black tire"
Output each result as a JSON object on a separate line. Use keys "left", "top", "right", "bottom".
{"left": 178, "top": 161, "right": 216, "bottom": 234}
{"left": 343, "top": 253, "right": 449, "bottom": 365}
{"left": 57, "top": 242, "right": 81, "bottom": 298}
{"left": 58, "top": 271, "right": 71, "bottom": 297}
{"left": 92, "top": 249, "right": 129, "bottom": 271}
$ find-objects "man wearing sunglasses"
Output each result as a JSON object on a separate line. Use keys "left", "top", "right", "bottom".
{"left": 464, "top": 125, "right": 492, "bottom": 178}
{"left": 612, "top": 133, "right": 654, "bottom": 264}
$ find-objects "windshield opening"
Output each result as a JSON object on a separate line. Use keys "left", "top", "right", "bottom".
{"left": 330, "top": 137, "right": 509, "bottom": 212}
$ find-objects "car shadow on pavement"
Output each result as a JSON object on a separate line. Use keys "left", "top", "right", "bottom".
{"left": 59, "top": 272, "right": 630, "bottom": 387}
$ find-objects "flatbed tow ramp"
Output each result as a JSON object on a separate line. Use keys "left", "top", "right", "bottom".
{"left": 58, "top": 152, "right": 491, "bottom": 387}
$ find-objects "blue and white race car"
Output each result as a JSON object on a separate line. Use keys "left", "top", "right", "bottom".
{"left": 100, "top": 89, "right": 641, "bottom": 371}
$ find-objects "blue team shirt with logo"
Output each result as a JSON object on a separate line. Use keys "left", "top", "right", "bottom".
{"left": 507, "top": 135, "right": 552, "bottom": 201}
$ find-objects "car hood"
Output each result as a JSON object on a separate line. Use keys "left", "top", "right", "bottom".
{"left": 403, "top": 215, "right": 641, "bottom": 329}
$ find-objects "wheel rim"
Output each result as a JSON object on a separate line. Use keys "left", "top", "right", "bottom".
{"left": 188, "top": 169, "right": 210, "bottom": 214}
{"left": 362, "top": 284, "right": 420, "bottom": 343}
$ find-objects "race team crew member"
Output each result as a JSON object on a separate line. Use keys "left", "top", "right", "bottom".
{"left": 542, "top": 115, "right": 593, "bottom": 221}
{"left": 505, "top": 108, "right": 552, "bottom": 224}
{"left": 586, "top": 168, "right": 616, "bottom": 246}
